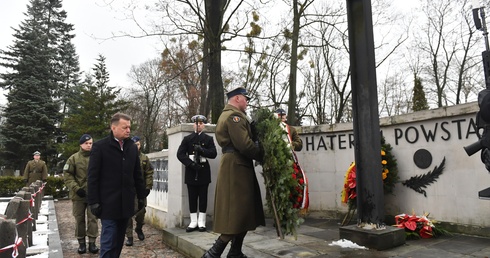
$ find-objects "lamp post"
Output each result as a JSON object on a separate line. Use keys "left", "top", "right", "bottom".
{"left": 339, "top": 0, "right": 405, "bottom": 250}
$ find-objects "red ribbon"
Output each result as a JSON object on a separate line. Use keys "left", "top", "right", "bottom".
{"left": 0, "top": 234, "right": 22, "bottom": 258}
{"left": 16, "top": 210, "right": 33, "bottom": 225}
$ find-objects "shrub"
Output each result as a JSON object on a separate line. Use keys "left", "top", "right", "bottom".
{"left": 0, "top": 176, "right": 68, "bottom": 199}
{"left": 0, "top": 176, "right": 24, "bottom": 197}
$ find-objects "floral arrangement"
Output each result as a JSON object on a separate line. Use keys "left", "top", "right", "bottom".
{"left": 394, "top": 212, "right": 450, "bottom": 239}
{"left": 291, "top": 162, "right": 306, "bottom": 209}
{"left": 253, "top": 108, "right": 305, "bottom": 238}
{"left": 341, "top": 136, "right": 399, "bottom": 209}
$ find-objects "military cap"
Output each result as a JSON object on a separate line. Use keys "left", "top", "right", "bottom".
{"left": 226, "top": 87, "right": 251, "bottom": 100}
{"left": 191, "top": 115, "right": 207, "bottom": 123}
{"left": 275, "top": 108, "right": 287, "bottom": 116}
{"left": 79, "top": 134, "right": 92, "bottom": 144}
{"left": 33, "top": 151, "right": 41, "bottom": 156}
{"left": 132, "top": 136, "right": 141, "bottom": 142}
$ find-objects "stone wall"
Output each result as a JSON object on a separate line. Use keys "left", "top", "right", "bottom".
{"left": 145, "top": 102, "right": 490, "bottom": 234}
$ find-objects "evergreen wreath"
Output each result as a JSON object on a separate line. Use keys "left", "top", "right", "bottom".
{"left": 253, "top": 108, "right": 305, "bottom": 238}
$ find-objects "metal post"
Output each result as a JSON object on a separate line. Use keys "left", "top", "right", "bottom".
{"left": 346, "top": 0, "right": 384, "bottom": 226}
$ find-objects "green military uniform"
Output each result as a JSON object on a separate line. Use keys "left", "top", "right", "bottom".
{"left": 285, "top": 124, "right": 303, "bottom": 151}
{"left": 23, "top": 159, "right": 48, "bottom": 186}
{"left": 126, "top": 151, "right": 154, "bottom": 238}
{"left": 213, "top": 104, "right": 265, "bottom": 234}
{"left": 63, "top": 148, "right": 98, "bottom": 244}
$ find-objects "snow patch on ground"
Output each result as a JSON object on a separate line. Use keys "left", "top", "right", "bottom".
{"left": 329, "top": 239, "right": 369, "bottom": 250}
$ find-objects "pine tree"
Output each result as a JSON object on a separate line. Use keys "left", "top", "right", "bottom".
{"left": 412, "top": 74, "right": 429, "bottom": 112}
{"left": 0, "top": 0, "right": 79, "bottom": 172}
{"left": 60, "top": 55, "right": 129, "bottom": 158}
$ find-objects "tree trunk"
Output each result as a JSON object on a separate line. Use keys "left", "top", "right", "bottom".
{"left": 205, "top": 0, "right": 225, "bottom": 123}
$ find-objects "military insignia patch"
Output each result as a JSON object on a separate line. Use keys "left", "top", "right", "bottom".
{"left": 232, "top": 116, "right": 241, "bottom": 122}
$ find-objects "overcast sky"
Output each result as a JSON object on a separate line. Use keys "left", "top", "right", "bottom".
{"left": 0, "top": 1, "right": 162, "bottom": 98}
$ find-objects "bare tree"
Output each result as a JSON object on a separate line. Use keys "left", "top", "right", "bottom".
{"left": 160, "top": 36, "right": 203, "bottom": 121}
{"left": 126, "top": 58, "right": 169, "bottom": 152}
{"left": 412, "top": 0, "right": 480, "bottom": 107}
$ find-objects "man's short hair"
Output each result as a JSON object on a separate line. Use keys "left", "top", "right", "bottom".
{"left": 111, "top": 113, "right": 132, "bottom": 125}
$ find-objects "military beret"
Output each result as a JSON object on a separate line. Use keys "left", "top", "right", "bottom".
{"left": 191, "top": 115, "right": 207, "bottom": 123}
{"left": 79, "top": 134, "right": 92, "bottom": 144}
{"left": 275, "top": 108, "right": 287, "bottom": 116}
{"left": 132, "top": 136, "right": 141, "bottom": 142}
{"left": 33, "top": 151, "right": 41, "bottom": 156}
{"left": 226, "top": 87, "right": 251, "bottom": 100}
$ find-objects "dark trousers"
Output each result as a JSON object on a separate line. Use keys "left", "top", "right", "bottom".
{"left": 100, "top": 218, "right": 129, "bottom": 258}
{"left": 187, "top": 184, "right": 209, "bottom": 213}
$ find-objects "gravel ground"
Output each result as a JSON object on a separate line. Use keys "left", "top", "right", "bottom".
{"left": 54, "top": 199, "right": 188, "bottom": 258}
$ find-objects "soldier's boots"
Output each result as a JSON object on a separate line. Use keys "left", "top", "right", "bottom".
{"left": 77, "top": 243, "right": 86, "bottom": 254}
{"left": 135, "top": 228, "right": 145, "bottom": 241}
{"left": 125, "top": 237, "right": 134, "bottom": 246}
{"left": 202, "top": 238, "right": 228, "bottom": 258}
{"left": 88, "top": 242, "right": 99, "bottom": 254}
{"left": 227, "top": 233, "right": 247, "bottom": 258}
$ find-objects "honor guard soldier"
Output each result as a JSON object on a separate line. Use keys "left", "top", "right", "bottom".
{"left": 23, "top": 151, "right": 48, "bottom": 186}
{"left": 177, "top": 115, "right": 217, "bottom": 232}
{"left": 202, "top": 87, "right": 265, "bottom": 258}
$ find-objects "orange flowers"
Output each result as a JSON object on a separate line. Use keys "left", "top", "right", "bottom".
{"left": 341, "top": 150, "right": 390, "bottom": 208}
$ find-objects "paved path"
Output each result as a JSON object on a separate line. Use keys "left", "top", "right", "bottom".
{"left": 163, "top": 217, "right": 490, "bottom": 258}
{"left": 54, "top": 199, "right": 186, "bottom": 258}
{"left": 51, "top": 198, "right": 490, "bottom": 257}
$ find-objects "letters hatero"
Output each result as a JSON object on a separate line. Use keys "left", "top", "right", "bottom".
{"left": 304, "top": 117, "right": 478, "bottom": 151}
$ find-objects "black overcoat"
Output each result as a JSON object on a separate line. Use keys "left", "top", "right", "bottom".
{"left": 87, "top": 132, "right": 146, "bottom": 220}
{"left": 177, "top": 132, "right": 217, "bottom": 185}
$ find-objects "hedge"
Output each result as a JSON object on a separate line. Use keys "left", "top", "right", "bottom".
{"left": 0, "top": 176, "right": 68, "bottom": 199}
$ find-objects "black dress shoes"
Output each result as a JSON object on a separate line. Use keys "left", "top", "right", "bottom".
{"left": 186, "top": 226, "right": 198, "bottom": 232}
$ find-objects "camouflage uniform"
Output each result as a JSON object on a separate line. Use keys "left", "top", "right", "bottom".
{"left": 126, "top": 151, "right": 154, "bottom": 238}
{"left": 63, "top": 148, "right": 98, "bottom": 244}
{"left": 23, "top": 159, "right": 48, "bottom": 186}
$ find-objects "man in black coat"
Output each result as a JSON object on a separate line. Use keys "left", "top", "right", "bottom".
{"left": 87, "top": 113, "right": 146, "bottom": 258}
{"left": 177, "top": 115, "right": 217, "bottom": 232}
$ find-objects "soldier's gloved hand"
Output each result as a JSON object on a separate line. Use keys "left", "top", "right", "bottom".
{"left": 145, "top": 189, "right": 151, "bottom": 197}
{"left": 137, "top": 199, "right": 145, "bottom": 212}
{"left": 189, "top": 162, "right": 201, "bottom": 171}
{"left": 482, "top": 148, "right": 490, "bottom": 172}
{"left": 194, "top": 145, "right": 204, "bottom": 155}
{"left": 255, "top": 141, "right": 264, "bottom": 163}
{"left": 250, "top": 121, "right": 259, "bottom": 142}
{"left": 89, "top": 203, "right": 102, "bottom": 217}
{"left": 76, "top": 188, "right": 86, "bottom": 198}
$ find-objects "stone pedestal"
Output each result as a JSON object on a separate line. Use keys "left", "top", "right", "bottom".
{"left": 4, "top": 197, "right": 29, "bottom": 257}
{"left": 0, "top": 219, "right": 19, "bottom": 258}
{"left": 339, "top": 224, "right": 405, "bottom": 250}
